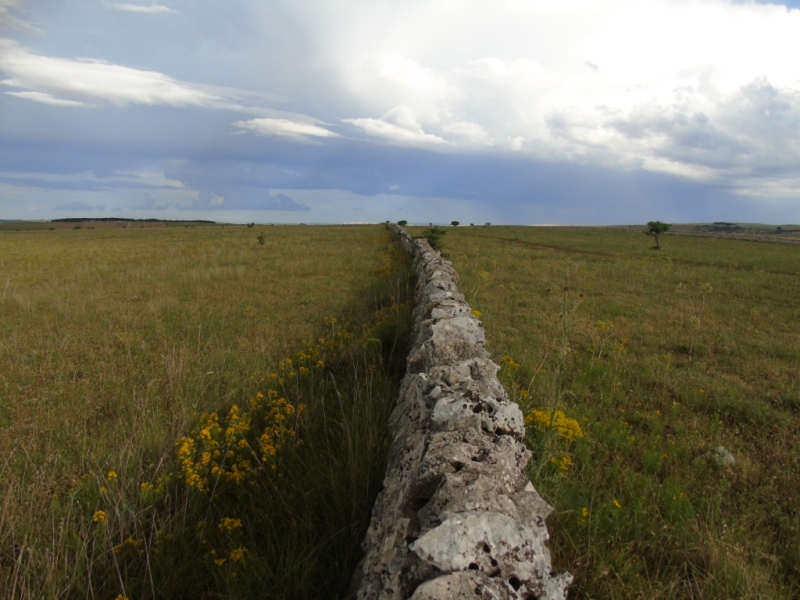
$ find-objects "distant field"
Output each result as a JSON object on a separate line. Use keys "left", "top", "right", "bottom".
{"left": 430, "top": 225, "right": 800, "bottom": 599}
{"left": 0, "top": 224, "right": 412, "bottom": 598}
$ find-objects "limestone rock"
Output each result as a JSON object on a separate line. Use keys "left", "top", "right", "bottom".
{"left": 353, "top": 225, "right": 571, "bottom": 599}
{"left": 702, "top": 445, "right": 735, "bottom": 467}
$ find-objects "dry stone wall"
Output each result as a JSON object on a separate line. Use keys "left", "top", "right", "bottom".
{"left": 353, "top": 224, "right": 571, "bottom": 599}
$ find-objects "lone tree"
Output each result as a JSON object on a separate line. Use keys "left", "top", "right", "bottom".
{"left": 645, "top": 220, "right": 671, "bottom": 249}
{"left": 451, "top": 221, "right": 460, "bottom": 227}
{"left": 397, "top": 220, "right": 408, "bottom": 227}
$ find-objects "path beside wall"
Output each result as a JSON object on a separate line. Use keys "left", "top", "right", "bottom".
{"left": 353, "top": 225, "right": 571, "bottom": 599}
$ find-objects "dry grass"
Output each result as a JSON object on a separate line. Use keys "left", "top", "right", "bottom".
{"left": 0, "top": 224, "right": 412, "bottom": 598}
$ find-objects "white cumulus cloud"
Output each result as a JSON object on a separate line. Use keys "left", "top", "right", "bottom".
{"left": 303, "top": 0, "right": 800, "bottom": 192}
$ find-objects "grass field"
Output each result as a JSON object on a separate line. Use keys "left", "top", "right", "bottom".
{"left": 428, "top": 225, "right": 800, "bottom": 599}
{"left": 0, "top": 224, "right": 413, "bottom": 598}
{"left": 4, "top": 221, "right": 799, "bottom": 598}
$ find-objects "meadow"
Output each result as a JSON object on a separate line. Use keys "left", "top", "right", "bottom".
{"left": 0, "top": 224, "right": 413, "bottom": 598}
{"left": 428, "top": 225, "right": 800, "bottom": 599}
{"left": 4, "top": 221, "right": 799, "bottom": 599}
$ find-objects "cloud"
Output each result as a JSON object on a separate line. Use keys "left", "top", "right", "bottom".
{"left": 104, "top": 3, "right": 176, "bottom": 14}
{"left": 345, "top": 53, "right": 458, "bottom": 123}
{"left": 234, "top": 118, "right": 339, "bottom": 141}
{"left": 267, "top": 192, "right": 309, "bottom": 211}
{"left": 0, "top": 168, "right": 186, "bottom": 190}
{"left": 303, "top": 1, "right": 800, "bottom": 189}
{"left": 441, "top": 121, "right": 492, "bottom": 145}
{"left": 553, "top": 75, "right": 800, "bottom": 194}
{"left": 0, "top": 0, "right": 37, "bottom": 32}
{"left": 0, "top": 40, "right": 224, "bottom": 108}
{"left": 192, "top": 190, "right": 310, "bottom": 211}
{"left": 344, "top": 106, "right": 447, "bottom": 146}
{"left": 5, "top": 91, "right": 85, "bottom": 107}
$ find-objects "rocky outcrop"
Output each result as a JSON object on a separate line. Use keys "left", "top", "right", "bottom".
{"left": 353, "top": 224, "right": 571, "bottom": 599}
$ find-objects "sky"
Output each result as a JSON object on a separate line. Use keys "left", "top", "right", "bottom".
{"left": 1, "top": 0, "right": 799, "bottom": 225}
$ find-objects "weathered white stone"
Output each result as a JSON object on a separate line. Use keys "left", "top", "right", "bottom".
{"left": 702, "top": 445, "right": 735, "bottom": 467}
{"left": 353, "top": 225, "right": 571, "bottom": 599}
{"left": 410, "top": 512, "right": 549, "bottom": 578}
{"left": 410, "top": 572, "right": 512, "bottom": 599}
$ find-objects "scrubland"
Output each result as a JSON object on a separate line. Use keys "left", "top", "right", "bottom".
{"left": 435, "top": 225, "right": 800, "bottom": 599}
{"left": 0, "top": 224, "right": 413, "bottom": 599}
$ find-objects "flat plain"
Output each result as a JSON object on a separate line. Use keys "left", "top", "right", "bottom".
{"left": 0, "top": 223, "right": 412, "bottom": 598}
{"left": 3, "top": 222, "right": 799, "bottom": 598}
{"left": 431, "top": 225, "right": 800, "bottom": 599}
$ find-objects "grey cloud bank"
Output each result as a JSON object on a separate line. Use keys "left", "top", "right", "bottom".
{"left": 1, "top": 0, "right": 799, "bottom": 224}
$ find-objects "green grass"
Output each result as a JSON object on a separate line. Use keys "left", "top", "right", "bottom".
{"left": 432, "top": 225, "right": 800, "bottom": 599}
{"left": 0, "top": 224, "right": 413, "bottom": 598}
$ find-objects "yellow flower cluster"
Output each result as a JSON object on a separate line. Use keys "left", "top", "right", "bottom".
{"left": 549, "top": 452, "right": 573, "bottom": 473}
{"left": 175, "top": 331, "right": 346, "bottom": 493}
{"left": 218, "top": 517, "right": 243, "bottom": 533}
{"left": 113, "top": 536, "right": 140, "bottom": 555}
{"left": 209, "top": 546, "right": 248, "bottom": 568}
{"left": 500, "top": 354, "right": 521, "bottom": 372}
{"left": 525, "top": 408, "right": 586, "bottom": 441}
{"left": 177, "top": 393, "right": 300, "bottom": 493}
{"left": 139, "top": 474, "right": 170, "bottom": 496}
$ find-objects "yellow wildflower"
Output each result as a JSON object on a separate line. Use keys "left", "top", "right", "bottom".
{"left": 500, "top": 354, "right": 520, "bottom": 371}
{"left": 106, "top": 470, "right": 118, "bottom": 482}
{"left": 92, "top": 510, "right": 107, "bottom": 524}
{"left": 113, "top": 536, "right": 139, "bottom": 554}
{"left": 612, "top": 499, "right": 622, "bottom": 509}
{"left": 525, "top": 409, "right": 585, "bottom": 441}
{"left": 219, "top": 517, "right": 243, "bottom": 532}
{"left": 549, "top": 453, "right": 573, "bottom": 473}
{"left": 229, "top": 547, "right": 247, "bottom": 562}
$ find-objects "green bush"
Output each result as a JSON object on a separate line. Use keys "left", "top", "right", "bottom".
{"left": 420, "top": 226, "right": 447, "bottom": 251}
